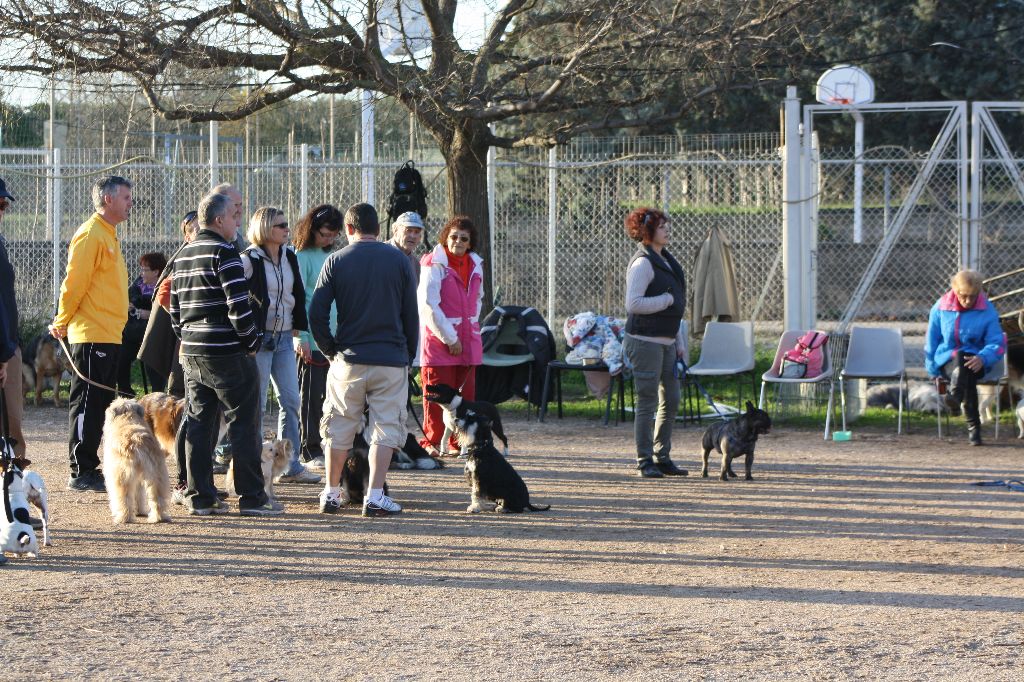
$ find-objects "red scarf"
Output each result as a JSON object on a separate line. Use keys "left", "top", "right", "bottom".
{"left": 445, "top": 248, "right": 473, "bottom": 291}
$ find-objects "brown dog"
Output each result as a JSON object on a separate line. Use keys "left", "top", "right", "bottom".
{"left": 138, "top": 392, "right": 185, "bottom": 458}
{"left": 21, "top": 334, "right": 72, "bottom": 407}
{"left": 101, "top": 398, "right": 172, "bottom": 524}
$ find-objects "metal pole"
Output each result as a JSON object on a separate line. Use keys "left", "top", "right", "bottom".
{"left": 51, "top": 147, "right": 62, "bottom": 311}
{"left": 968, "top": 103, "right": 981, "bottom": 270}
{"left": 209, "top": 121, "right": 219, "bottom": 188}
{"left": 300, "top": 143, "right": 309, "bottom": 216}
{"left": 48, "top": 80, "right": 55, "bottom": 151}
{"left": 853, "top": 112, "right": 864, "bottom": 244}
{"left": 547, "top": 146, "right": 558, "bottom": 327}
{"left": 487, "top": 124, "right": 497, "bottom": 300}
{"left": 782, "top": 85, "right": 804, "bottom": 331}
{"left": 360, "top": 90, "right": 376, "bottom": 205}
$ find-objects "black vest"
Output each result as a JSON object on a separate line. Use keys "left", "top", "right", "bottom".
{"left": 625, "top": 245, "right": 686, "bottom": 338}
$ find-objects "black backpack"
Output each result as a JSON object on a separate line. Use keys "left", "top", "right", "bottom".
{"left": 387, "top": 160, "right": 428, "bottom": 222}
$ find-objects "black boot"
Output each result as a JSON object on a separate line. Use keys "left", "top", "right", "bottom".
{"left": 968, "top": 425, "right": 983, "bottom": 446}
{"left": 654, "top": 458, "right": 689, "bottom": 476}
{"left": 637, "top": 460, "right": 664, "bottom": 478}
{"left": 962, "top": 376, "right": 983, "bottom": 447}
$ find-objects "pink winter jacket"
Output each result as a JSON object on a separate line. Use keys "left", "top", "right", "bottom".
{"left": 418, "top": 245, "right": 484, "bottom": 366}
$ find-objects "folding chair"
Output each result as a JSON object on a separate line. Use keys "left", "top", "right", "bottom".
{"left": 686, "top": 321, "right": 756, "bottom": 417}
{"left": 481, "top": 321, "right": 536, "bottom": 419}
{"left": 759, "top": 330, "right": 836, "bottom": 440}
{"left": 840, "top": 326, "right": 905, "bottom": 434}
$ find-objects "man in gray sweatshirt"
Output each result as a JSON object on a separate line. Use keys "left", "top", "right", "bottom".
{"left": 309, "top": 203, "right": 418, "bottom": 517}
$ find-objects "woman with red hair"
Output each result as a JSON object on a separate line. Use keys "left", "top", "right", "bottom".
{"left": 623, "top": 207, "right": 688, "bottom": 478}
{"left": 418, "top": 215, "right": 485, "bottom": 455}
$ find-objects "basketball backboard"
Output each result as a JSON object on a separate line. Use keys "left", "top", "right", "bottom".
{"left": 816, "top": 65, "right": 875, "bottom": 105}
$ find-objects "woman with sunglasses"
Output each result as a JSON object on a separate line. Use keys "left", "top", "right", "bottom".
{"left": 417, "top": 215, "right": 485, "bottom": 455}
{"left": 241, "top": 207, "right": 320, "bottom": 484}
{"left": 291, "top": 204, "right": 343, "bottom": 471}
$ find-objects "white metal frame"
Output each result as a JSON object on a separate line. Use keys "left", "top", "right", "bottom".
{"left": 970, "top": 102, "right": 1024, "bottom": 272}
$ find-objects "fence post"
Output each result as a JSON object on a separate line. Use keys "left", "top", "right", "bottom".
{"left": 967, "top": 103, "right": 980, "bottom": 270}
{"left": 51, "top": 147, "right": 62, "bottom": 311}
{"left": 547, "top": 146, "right": 558, "bottom": 327}
{"left": 209, "top": 121, "right": 219, "bottom": 189}
{"left": 487, "top": 126, "right": 496, "bottom": 300}
{"left": 360, "top": 90, "right": 376, "bottom": 204}
{"left": 782, "top": 85, "right": 804, "bottom": 331}
{"left": 300, "top": 143, "right": 309, "bottom": 217}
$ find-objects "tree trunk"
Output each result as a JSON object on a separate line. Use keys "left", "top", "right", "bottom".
{"left": 442, "top": 124, "right": 495, "bottom": 313}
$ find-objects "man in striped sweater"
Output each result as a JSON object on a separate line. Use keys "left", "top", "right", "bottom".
{"left": 170, "top": 191, "right": 280, "bottom": 517}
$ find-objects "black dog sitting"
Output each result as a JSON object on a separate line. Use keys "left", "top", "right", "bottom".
{"left": 700, "top": 401, "right": 772, "bottom": 481}
{"left": 453, "top": 409, "right": 548, "bottom": 513}
{"left": 340, "top": 432, "right": 388, "bottom": 506}
{"left": 424, "top": 383, "right": 509, "bottom": 456}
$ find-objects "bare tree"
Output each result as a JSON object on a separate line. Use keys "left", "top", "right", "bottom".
{"left": 0, "top": 0, "right": 838, "bottom": 306}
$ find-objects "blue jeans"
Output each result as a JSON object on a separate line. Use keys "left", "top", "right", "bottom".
{"left": 255, "top": 332, "right": 303, "bottom": 475}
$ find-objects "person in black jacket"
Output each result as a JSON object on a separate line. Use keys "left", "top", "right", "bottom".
{"left": 0, "top": 177, "right": 26, "bottom": 459}
{"left": 117, "top": 251, "right": 166, "bottom": 394}
{"left": 241, "top": 207, "right": 320, "bottom": 484}
{"left": 622, "top": 207, "right": 689, "bottom": 479}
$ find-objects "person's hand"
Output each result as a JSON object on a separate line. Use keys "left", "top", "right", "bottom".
{"left": 137, "top": 309, "right": 149, "bottom": 321}
{"left": 0, "top": 361, "right": 7, "bottom": 388}
{"left": 676, "top": 348, "right": 687, "bottom": 361}
{"left": 49, "top": 323, "right": 67, "bottom": 339}
{"left": 447, "top": 340, "right": 463, "bottom": 355}
{"left": 964, "top": 355, "right": 984, "bottom": 372}
{"left": 295, "top": 339, "right": 311, "bottom": 363}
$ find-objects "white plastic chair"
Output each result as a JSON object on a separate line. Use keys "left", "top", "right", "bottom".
{"left": 936, "top": 355, "right": 1007, "bottom": 439}
{"left": 687, "top": 321, "right": 756, "bottom": 412}
{"left": 759, "top": 330, "right": 836, "bottom": 440}
{"left": 840, "top": 326, "right": 906, "bottom": 434}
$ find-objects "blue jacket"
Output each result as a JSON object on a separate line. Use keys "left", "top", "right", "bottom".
{"left": 924, "top": 290, "right": 1005, "bottom": 377}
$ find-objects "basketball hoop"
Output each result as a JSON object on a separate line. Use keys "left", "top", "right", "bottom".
{"left": 816, "top": 65, "right": 874, "bottom": 106}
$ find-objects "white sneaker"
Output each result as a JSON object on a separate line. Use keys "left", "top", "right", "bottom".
{"left": 304, "top": 456, "right": 327, "bottom": 472}
{"left": 362, "top": 494, "right": 402, "bottom": 517}
{"left": 276, "top": 467, "right": 322, "bottom": 484}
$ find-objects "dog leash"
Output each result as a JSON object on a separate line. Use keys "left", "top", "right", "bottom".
{"left": 678, "top": 359, "right": 729, "bottom": 420}
{"left": 55, "top": 336, "right": 135, "bottom": 398}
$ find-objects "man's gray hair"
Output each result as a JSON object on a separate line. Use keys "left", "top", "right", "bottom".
{"left": 198, "top": 192, "right": 231, "bottom": 229}
{"left": 211, "top": 182, "right": 235, "bottom": 196}
{"left": 92, "top": 176, "right": 132, "bottom": 211}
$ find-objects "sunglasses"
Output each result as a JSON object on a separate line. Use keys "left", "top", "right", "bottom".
{"left": 317, "top": 229, "right": 338, "bottom": 239}
{"left": 448, "top": 234, "right": 470, "bottom": 243}
{"left": 273, "top": 221, "right": 289, "bottom": 230}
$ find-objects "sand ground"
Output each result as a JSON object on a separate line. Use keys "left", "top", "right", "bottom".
{"left": 2, "top": 405, "right": 1023, "bottom": 681}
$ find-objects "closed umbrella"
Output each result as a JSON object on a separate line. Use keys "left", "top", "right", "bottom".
{"left": 690, "top": 225, "right": 740, "bottom": 336}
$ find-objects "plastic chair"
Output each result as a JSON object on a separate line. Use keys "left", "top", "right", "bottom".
{"left": 840, "top": 326, "right": 905, "bottom": 434}
{"left": 481, "top": 321, "right": 536, "bottom": 418}
{"left": 758, "top": 330, "right": 836, "bottom": 440}
{"left": 935, "top": 355, "right": 1007, "bottom": 440}
{"left": 686, "top": 321, "right": 756, "bottom": 415}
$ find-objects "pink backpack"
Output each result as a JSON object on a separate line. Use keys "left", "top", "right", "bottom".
{"left": 780, "top": 331, "right": 829, "bottom": 378}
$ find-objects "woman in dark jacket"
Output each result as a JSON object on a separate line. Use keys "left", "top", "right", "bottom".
{"left": 118, "top": 251, "right": 167, "bottom": 393}
{"left": 242, "top": 206, "right": 319, "bottom": 484}
{"left": 622, "top": 207, "right": 689, "bottom": 479}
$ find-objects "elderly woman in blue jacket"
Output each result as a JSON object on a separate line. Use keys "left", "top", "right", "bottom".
{"left": 924, "top": 269, "right": 1005, "bottom": 446}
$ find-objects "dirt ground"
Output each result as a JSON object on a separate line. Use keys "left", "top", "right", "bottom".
{"left": 2, "top": 405, "right": 1023, "bottom": 681}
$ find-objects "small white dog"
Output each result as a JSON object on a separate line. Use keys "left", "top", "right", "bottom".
{"left": 225, "top": 439, "right": 291, "bottom": 503}
{"left": 102, "top": 398, "right": 173, "bottom": 524}
{"left": 1, "top": 437, "right": 39, "bottom": 558}
{"left": 22, "top": 470, "right": 50, "bottom": 547}
{"left": 1015, "top": 397, "right": 1024, "bottom": 439}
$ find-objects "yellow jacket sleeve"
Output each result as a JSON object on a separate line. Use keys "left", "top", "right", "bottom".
{"left": 54, "top": 226, "right": 102, "bottom": 327}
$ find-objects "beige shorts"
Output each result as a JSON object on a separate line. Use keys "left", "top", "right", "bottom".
{"left": 321, "top": 360, "right": 408, "bottom": 451}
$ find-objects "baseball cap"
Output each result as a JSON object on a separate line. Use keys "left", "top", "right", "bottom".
{"left": 394, "top": 211, "right": 424, "bottom": 230}
{"left": 0, "top": 177, "right": 15, "bottom": 202}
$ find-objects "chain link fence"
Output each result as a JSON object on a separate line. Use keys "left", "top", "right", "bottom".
{"left": 6, "top": 128, "right": 1020, "bottom": 357}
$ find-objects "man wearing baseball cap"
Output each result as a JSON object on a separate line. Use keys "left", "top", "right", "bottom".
{"left": 0, "top": 177, "right": 26, "bottom": 461}
{"left": 389, "top": 211, "right": 425, "bottom": 284}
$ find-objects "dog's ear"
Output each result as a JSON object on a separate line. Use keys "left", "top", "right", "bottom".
{"left": 745, "top": 400, "right": 756, "bottom": 413}
{"left": 13, "top": 457, "right": 32, "bottom": 470}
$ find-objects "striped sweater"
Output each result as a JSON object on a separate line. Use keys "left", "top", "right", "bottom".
{"left": 169, "top": 229, "right": 261, "bottom": 356}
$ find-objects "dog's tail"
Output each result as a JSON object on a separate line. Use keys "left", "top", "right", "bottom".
{"left": 525, "top": 503, "right": 551, "bottom": 512}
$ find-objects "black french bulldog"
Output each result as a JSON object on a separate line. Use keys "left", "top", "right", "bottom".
{"left": 700, "top": 401, "right": 772, "bottom": 481}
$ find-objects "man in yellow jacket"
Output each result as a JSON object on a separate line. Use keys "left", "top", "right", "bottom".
{"left": 49, "top": 176, "right": 132, "bottom": 492}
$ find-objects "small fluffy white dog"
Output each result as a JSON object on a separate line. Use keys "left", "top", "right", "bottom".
{"left": 1, "top": 437, "right": 39, "bottom": 557}
{"left": 23, "top": 470, "right": 50, "bottom": 547}
{"left": 226, "top": 439, "right": 291, "bottom": 503}
{"left": 102, "top": 398, "right": 172, "bottom": 524}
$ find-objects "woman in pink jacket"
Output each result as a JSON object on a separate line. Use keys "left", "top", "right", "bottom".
{"left": 418, "top": 215, "right": 484, "bottom": 454}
